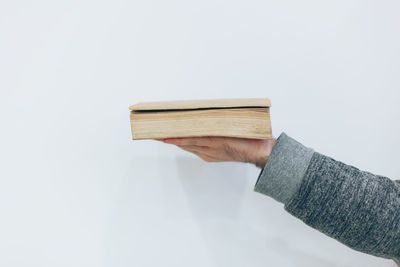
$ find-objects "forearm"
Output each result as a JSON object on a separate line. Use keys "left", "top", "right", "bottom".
{"left": 254, "top": 132, "right": 400, "bottom": 263}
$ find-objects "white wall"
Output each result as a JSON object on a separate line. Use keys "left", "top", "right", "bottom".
{"left": 0, "top": 0, "right": 399, "bottom": 266}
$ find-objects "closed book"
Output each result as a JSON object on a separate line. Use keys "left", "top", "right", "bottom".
{"left": 129, "top": 98, "right": 272, "bottom": 140}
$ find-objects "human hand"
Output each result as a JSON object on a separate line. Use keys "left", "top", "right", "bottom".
{"left": 155, "top": 136, "right": 276, "bottom": 169}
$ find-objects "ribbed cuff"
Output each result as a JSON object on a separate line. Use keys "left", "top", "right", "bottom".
{"left": 254, "top": 132, "right": 314, "bottom": 205}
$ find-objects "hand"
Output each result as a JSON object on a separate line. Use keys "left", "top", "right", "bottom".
{"left": 155, "top": 136, "right": 276, "bottom": 169}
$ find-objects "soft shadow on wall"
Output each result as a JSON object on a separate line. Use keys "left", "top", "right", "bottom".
{"left": 172, "top": 155, "right": 348, "bottom": 267}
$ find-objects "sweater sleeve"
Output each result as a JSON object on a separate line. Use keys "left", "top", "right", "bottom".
{"left": 254, "top": 132, "right": 400, "bottom": 265}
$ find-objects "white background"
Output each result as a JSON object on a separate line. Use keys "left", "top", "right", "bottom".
{"left": 1, "top": 0, "right": 399, "bottom": 266}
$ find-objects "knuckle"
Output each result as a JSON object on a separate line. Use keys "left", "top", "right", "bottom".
{"left": 193, "top": 139, "right": 201, "bottom": 146}
{"left": 222, "top": 141, "right": 232, "bottom": 152}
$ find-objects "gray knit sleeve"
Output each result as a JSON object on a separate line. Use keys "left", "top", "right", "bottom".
{"left": 254, "top": 132, "right": 314, "bottom": 204}
{"left": 254, "top": 132, "right": 400, "bottom": 264}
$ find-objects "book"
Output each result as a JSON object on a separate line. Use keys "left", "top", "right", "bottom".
{"left": 129, "top": 98, "right": 272, "bottom": 140}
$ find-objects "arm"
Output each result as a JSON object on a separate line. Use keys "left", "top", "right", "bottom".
{"left": 255, "top": 132, "right": 400, "bottom": 263}
{"left": 160, "top": 132, "right": 400, "bottom": 264}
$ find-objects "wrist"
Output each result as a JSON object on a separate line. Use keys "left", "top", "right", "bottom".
{"left": 253, "top": 138, "right": 276, "bottom": 168}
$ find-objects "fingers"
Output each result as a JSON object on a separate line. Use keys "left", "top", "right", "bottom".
{"left": 153, "top": 138, "right": 219, "bottom": 162}
{"left": 163, "top": 136, "right": 220, "bottom": 146}
{"left": 175, "top": 145, "right": 215, "bottom": 156}
{"left": 189, "top": 151, "right": 219, "bottom": 163}
{"left": 173, "top": 145, "right": 220, "bottom": 162}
